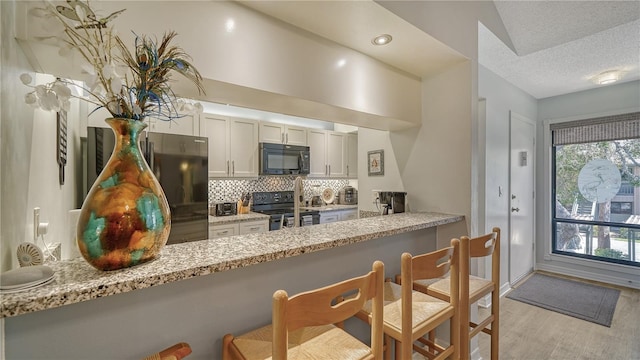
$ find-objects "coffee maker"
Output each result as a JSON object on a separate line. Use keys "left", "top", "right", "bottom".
{"left": 379, "top": 191, "right": 407, "bottom": 215}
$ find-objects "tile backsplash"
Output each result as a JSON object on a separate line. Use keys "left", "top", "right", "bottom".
{"left": 208, "top": 177, "right": 353, "bottom": 204}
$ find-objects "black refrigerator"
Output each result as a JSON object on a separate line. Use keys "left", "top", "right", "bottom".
{"left": 85, "top": 127, "right": 209, "bottom": 245}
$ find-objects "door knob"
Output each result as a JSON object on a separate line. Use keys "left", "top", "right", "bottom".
{"left": 511, "top": 207, "right": 520, "bottom": 212}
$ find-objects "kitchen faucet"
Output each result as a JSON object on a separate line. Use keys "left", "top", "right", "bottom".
{"left": 293, "top": 176, "right": 303, "bottom": 227}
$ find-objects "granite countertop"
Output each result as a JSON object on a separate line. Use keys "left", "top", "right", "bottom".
{"left": 208, "top": 212, "right": 270, "bottom": 225}
{"left": 1, "top": 212, "right": 463, "bottom": 318}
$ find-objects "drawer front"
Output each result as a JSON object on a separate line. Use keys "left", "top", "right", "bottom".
{"left": 239, "top": 221, "right": 268, "bottom": 235}
{"left": 319, "top": 214, "right": 339, "bottom": 224}
{"left": 340, "top": 210, "right": 358, "bottom": 221}
{"left": 209, "top": 224, "right": 238, "bottom": 239}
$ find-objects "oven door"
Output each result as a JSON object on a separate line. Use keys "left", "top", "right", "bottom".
{"left": 260, "top": 143, "right": 310, "bottom": 175}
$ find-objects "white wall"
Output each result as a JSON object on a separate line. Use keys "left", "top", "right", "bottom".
{"left": 478, "top": 65, "right": 538, "bottom": 289}
{"left": 1, "top": 1, "right": 83, "bottom": 273}
{"left": 537, "top": 80, "right": 640, "bottom": 288}
{"left": 400, "top": 61, "right": 473, "bottom": 226}
{"left": 19, "top": 1, "right": 422, "bottom": 130}
{"left": 356, "top": 128, "right": 405, "bottom": 213}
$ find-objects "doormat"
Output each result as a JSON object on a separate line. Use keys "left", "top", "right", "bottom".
{"left": 506, "top": 273, "right": 620, "bottom": 327}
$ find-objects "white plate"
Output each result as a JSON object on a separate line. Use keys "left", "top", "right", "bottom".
{"left": 322, "top": 188, "right": 335, "bottom": 204}
{"left": 0, "top": 265, "right": 55, "bottom": 292}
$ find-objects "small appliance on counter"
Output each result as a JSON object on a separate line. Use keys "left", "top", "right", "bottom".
{"left": 338, "top": 186, "right": 358, "bottom": 205}
{"left": 379, "top": 191, "right": 407, "bottom": 215}
{"left": 213, "top": 202, "right": 238, "bottom": 216}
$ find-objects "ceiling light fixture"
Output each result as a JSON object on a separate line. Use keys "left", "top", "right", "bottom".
{"left": 372, "top": 34, "right": 392, "bottom": 46}
{"left": 595, "top": 70, "right": 621, "bottom": 85}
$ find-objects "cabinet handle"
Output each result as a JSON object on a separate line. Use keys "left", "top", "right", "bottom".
{"left": 325, "top": 164, "right": 328, "bottom": 175}
{"left": 347, "top": 165, "right": 349, "bottom": 176}
{"left": 281, "top": 133, "right": 285, "bottom": 143}
{"left": 285, "top": 133, "right": 288, "bottom": 144}
{"left": 232, "top": 161, "right": 235, "bottom": 175}
{"left": 250, "top": 227, "right": 260, "bottom": 231}
{"left": 220, "top": 230, "right": 228, "bottom": 234}
{"left": 328, "top": 164, "right": 331, "bottom": 175}
{"left": 227, "top": 160, "right": 230, "bottom": 175}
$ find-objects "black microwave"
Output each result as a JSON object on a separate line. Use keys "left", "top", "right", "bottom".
{"left": 259, "top": 142, "right": 310, "bottom": 175}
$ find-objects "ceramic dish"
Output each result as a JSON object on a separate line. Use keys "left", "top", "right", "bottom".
{"left": 0, "top": 265, "right": 54, "bottom": 293}
{"left": 322, "top": 188, "right": 335, "bottom": 204}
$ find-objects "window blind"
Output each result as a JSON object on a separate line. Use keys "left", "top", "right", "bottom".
{"left": 551, "top": 112, "right": 640, "bottom": 145}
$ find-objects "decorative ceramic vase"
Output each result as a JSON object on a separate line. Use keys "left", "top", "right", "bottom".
{"left": 77, "top": 118, "right": 171, "bottom": 271}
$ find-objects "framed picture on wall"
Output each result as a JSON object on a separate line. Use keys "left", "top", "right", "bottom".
{"left": 367, "top": 149, "right": 384, "bottom": 176}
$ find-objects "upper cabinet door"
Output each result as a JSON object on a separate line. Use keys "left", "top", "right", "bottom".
{"left": 346, "top": 133, "right": 358, "bottom": 178}
{"left": 229, "top": 118, "right": 259, "bottom": 177}
{"left": 259, "top": 122, "right": 285, "bottom": 144}
{"left": 284, "top": 125, "right": 307, "bottom": 146}
{"left": 259, "top": 122, "right": 307, "bottom": 146}
{"left": 307, "top": 129, "right": 327, "bottom": 177}
{"left": 148, "top": 114, "right": 199, "bottom": 136}
{"left": 202, "top": 115, "right": 230, "bottom": 178}
{"left": 327, "top": 131, "right": 346, "bottom": 178}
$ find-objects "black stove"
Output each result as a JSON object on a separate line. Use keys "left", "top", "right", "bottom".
{"left": 252, "top": 191, "right": 320, "bottom": 230}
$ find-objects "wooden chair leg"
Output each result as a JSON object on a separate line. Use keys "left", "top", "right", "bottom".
{"left": 491, "top": 290, "right": 499, "bottom": 360}
{"left": 384, "top": 334, "right": 392, "bottom": 360}
{"left": 222, "top": 334, "right": 234, "bottom": 360}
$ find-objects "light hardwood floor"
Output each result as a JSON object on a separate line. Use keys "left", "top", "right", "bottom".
{"left": 477, "top": 271, "right": 640, "bottom": 360}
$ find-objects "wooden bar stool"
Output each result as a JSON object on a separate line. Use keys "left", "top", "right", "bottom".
{"left": 356, "top": 239, "right": 460, "bottom": 360}
{"left": 222, "top": 261, "right": 385, "bottom": 360}
{"left": 414, "top": 228, "right": 500, "bottom": 360}
{"left": 142, "top": 342, "right": 192, "bottom": 360}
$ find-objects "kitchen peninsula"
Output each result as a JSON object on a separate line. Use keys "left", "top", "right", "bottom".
{"left": 3, "top": 212, "right": 464, "bottom": 359}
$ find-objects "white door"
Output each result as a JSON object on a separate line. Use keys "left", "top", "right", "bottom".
{"left": 509, "top": 112, "right": 535, "bottom": 284}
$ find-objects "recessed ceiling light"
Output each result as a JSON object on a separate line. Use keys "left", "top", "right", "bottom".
{"left": 594, "top": 70, "right": 621, "bottom": 85}
{"left": 372, "top": 34, "right": 392, "bottom": 46}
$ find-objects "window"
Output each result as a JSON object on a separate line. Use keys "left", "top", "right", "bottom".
{"left": 611, "top": 202, "right": 632, "bottom": 215}
{"left": 552, "top": 112, "right": 640, "bottom": 267}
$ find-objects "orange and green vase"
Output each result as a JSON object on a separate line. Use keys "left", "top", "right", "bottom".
{"left": 77, "top": 118, "right": 170, "bottom": 270}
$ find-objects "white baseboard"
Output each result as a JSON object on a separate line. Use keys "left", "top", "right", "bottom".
{"left": 477, "top": 282, "right": 511, "bottom": 308}
{"left": 536, "top": 262, "right": 640, "bottom": 290}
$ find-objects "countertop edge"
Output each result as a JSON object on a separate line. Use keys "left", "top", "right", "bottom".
{"left": 1, "top": 212, "right": 464, "bottom": 318}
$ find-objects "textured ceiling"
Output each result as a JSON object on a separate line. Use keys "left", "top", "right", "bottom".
{"left": 483, "top": 1, "right": 640, "bottom": 99}
{"left": 493, "top": 1, "right": 640, "bottom": 56}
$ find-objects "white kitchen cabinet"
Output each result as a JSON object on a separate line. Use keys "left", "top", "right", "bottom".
{"left": 319, "top": 212, "right": 339, "bottom": 224}
{"left": 202, "top": 114, "right": 259, "bottom": 178}
{"left": 327, "top": 131, "right": 347, "bottom": 177}
{"left": 148, "top": 114, "right": 200, "bottom": 136}
{"left": 339, "top": 208, "right": 358, "bottom": 221}
{"left": 209, "top": 219, "right": 268, "bottom": 239}
{"left": 346, "top": 133, "right": 358, "bottom": 178}
{"left": 259, "top": 122, "right": 307, "bottom": 146}
{"left": 308, "top": 129, "right": 328, "bottom": 177}
{"left": 238, "top": 220, "right": 269, "bottom": 235}
{"left": 307, "top": 129, "right": 346, "bottom": 178}
{"left": 209, "top": 223, "right": 238, "bottom": 239}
